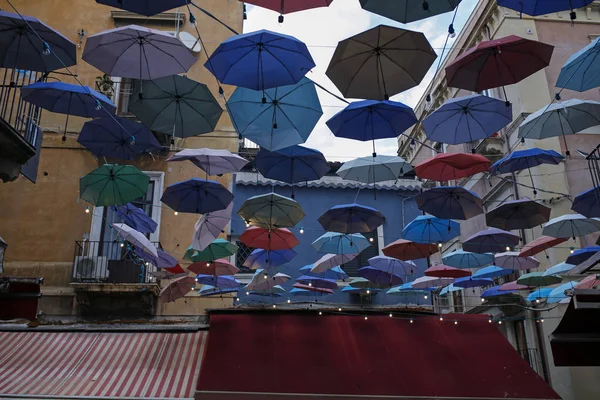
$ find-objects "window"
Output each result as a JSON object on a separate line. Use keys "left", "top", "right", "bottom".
{"left": 341, "top": 229, "right": 380, "bottom": 277}
{"left": 232, "top": 238, "right": 254, "bottom": 273}
{"left": 452, "top": 291, "right": 464, "bottom": 313}
{"left": 112, "top": 77, "right": 135, "bottom": 116}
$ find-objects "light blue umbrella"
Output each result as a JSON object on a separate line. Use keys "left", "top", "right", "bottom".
{"left": 248, "top": 285, "right": 286, "bottom": 296}
{"left": 402, "top": 215, "right": 460, "bottom": 244}
{"left": 439, "top": 284, "right": 462, "bottom": 296}
{"left": 311, "top": 232, "right": 370, "bottom": 255}
{"left": 299, "top": 265, "right": 349, "bottom": 281}
{"left": 473, "top": 265, "right": 514, "bottom": 279}
{"left": 443, "top": 250, "right": 494, "bottom": 269}
{"left": 199, "top": 285, "right": 239, "bottom": 297}
{"left": 526, "top": 287, "right": 554, "bottom": 303}
{"left": 368, "top": 256, "right": 417, "bottom": 276}
{"left": 543, "top": 262, "right": 575, "bottom": 276}
{"left": 416, "top": 187, "right": 483, "bottom": 220}
{"left": 556, "top": 36, "right": 600, "bottom": 92}
{"left": 547, "top": 282, "right": 577, "bottom": 304}
{"left": 572, "top": 186, "right": 600, "bottom": 218}
{"left": 453, "top": 276, "right": 494, "bottom": 289}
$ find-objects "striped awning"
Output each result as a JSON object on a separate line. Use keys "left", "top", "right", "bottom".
{"left": 0, "top": 330, "right": 207, "bottom": 399}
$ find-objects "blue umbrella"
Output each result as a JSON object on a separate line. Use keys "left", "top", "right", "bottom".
{"left": 416, "top": 187, "right": 483, "bottom": 220}
{"left": 473, "top": 265, "right": 514, "bottom": 279}
{"left": 228, "top": 78, "right": 322, "bottom": 151}
{"left": 572, "top": 186, "right": 600, "bottom": 218}
{"left": 490, "top": 148, "right": 564, "bottom": 175}
{"left": 21, "top": 82, "right": 115, "bottom": 117}
{"left": 422, "top": 95, "right": 512, "bottom": 145}
{"left": 299, "top": 265, "right": 349, "bottom": 281}
{"left": 135, "top": 248, "right": 178, "bottom": 269}
{"left": 482, "top": 285, "right": 516, "bottom": 298}
{"left": 243, "top": 249, "right": 297, "bottom": 270}
{"left": 318, "top": 203, "right": 385, "bottom": 234}
{"left": 342, "top": 286, "right": 379, "bottom": 294}
{"left": 358, "top": 267, "right": 403, "bottom": 287}
{"left": 547, "top": 282, "right": 577, "bottom": 304}
{"left": 543, "top": 262, "right": 575, "bottom": 276}
{"left": 443, "top": 250, "right": 494, "bottom": 269}
{"left": 497, "top": 0, "right": 593, "bottom": 19}
{"left": 114, "top": 203, "right": 158, "bottom": 234}
{"left": 78, "top": 116, "right": 162, "bottom": 160}
{"left": 96, "top": 0, "right": 189, "bottom": 16}
{"left": 311, "top": 232, "right": 370, "bottom": 255}
{"left": 296, "top": 275, "right": 338, "bottom": 290}
{"left": 556, "top": 36, "right": 600, "bottom": 92}
{"left": 161, "top": 178, "right": 233, "bottom": 214}
{"left": 566, "top": 246, "right": 600, "bottom": 265}
{"left": 205, "top": 29, "right": 315, "bottom": 92}
{"left": 196, "top": 275, "right": 240, "bottom": 289}
{"left": 453, "top": 276, "right": 494, "bottom": 289}
{"left": 368, "top": 256, "right": 417, "bottom": 276}
{"left": 290, "top": 287, "right": 333, "bottom": 297}
{"left": 199, "top": 285, "right": 239, "bottom": 297}
{"left": 402, "top": 215, "right": 460, "bottom": 244}
{"left": 526, "top": 287, "right": 554, "bottom": 303}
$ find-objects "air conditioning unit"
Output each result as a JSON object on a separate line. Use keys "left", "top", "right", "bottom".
{"left": 72, "top": 256, "right": 109, "bottom": 282}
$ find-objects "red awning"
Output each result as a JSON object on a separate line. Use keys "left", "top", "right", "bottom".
{"left": 0, "top": 330, "right": 207, "bottom": 398}
{"left": 197, "top": 313, "right": 560, "bottom": 400}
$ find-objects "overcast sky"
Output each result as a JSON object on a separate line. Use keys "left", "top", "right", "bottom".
{"left": 243, "top": 0, "right": 478, "bottom": 161}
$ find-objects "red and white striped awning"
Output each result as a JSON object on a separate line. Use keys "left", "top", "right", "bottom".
{"left": 0, "top": 330, "right": 207, "bottom": 399}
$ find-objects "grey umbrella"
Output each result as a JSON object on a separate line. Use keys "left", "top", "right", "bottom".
{"left": 360, "top": 0, "right": 462, "bottom": 24}
{"left": 486, "top": 199, "right": 551, "bottom": 231}
{"left": 128, "top": 75, "right": 223, "bottom": 139}
{"left": 326, "top": 25, "right": 436, "bottom": 101}
{"left": 337, "top": 155, "right": 412, "bottom": 183}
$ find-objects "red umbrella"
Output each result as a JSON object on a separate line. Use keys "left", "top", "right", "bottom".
{"left": 239, "top": 227, "right": 299, "bottom": 250}
{"left": 243, "top": 0, "right": 334, "bottom": 21}
{"left": 415, "top": 153, "right": 490, "bottom": 181}
{"left": 425, "top": 264, "right": 471, "bottom": 278}
{"left": 519, "top": 235, "right": 567, "bottom": 258}
{"left": 160, "top": 275, "right": 196, "bottom": 302}
{"left": 498, "top": 280, "right": 532, "bottom": 292}
{"left": 164, "top": 264, "right": 185, "bottom": 274}
{"left": 445, "top": 35, "right": 554, "bottom": 97}
{"left": 292, "top": 283, "right": 334, "bottom": 294}
{"left": 382, "top": 239, "right": 438, "bottom": 260}
{"left": 187, "top": 259, "right": 239, "bottom": 276}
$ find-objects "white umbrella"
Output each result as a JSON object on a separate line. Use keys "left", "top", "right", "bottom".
{"left": 192, "top": 202, "right": 233, "bottom": 251}
{"left": 494, "top": 252, "right": 540, "bottom": 271}
{"left": 337, "top": 155, "right": 412, "bottom": 183}
{"left": 311, "top": 253, "right": 359, "bottom": 273}
{"left": 411, "top": 275, "right": 454, "bottom": 289}
{"left": 246, "top": 270, "right": 291, "bottom": 291}
{"left": 542, "top": 214, "right": 600, "bottom": 239}
{"left": 113, "top": 223, "right": 157, "bottom": 256}
{"left": 167, "top": 148, "right": 248, "bottom": 175}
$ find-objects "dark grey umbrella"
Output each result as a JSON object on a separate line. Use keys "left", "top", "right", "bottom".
{"left": 326, "top": 25, "right": 436, "bottom": 101}
{"left": 128, "top": 75, "right": 223, "bottom": 139}
{"left": 486, "top": 199, "right": 551, "bottom": 231}
{"left": 360, "top": 0, "right": 461, "bottom": 24}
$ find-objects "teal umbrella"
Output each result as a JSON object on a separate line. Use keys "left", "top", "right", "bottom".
{"left": 184, "top": 239, "right": 238, "bottom": 262}
{"left": 517, "top": 272, "right": 562, "bottom": 287}
{"left": 237, "top": 193, "right": 305, "bottom": 229}
{"left": 80, "top": 164, "right": 148, "bottom": 206}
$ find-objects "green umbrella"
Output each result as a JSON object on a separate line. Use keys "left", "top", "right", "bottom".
{"left": 348, "top": 277, "right": 387, "bottom": 290}
{"left": 184, "top": 238, "right": 238, "bottom": 262}
{"left": 517, "top": 272, "right": 562, "bottom": 287}
{"left": 80, "top": 164, "right": 149, "bottom": 206}
{"left": 237, "top": 193, "right": 305, "bottom": 229}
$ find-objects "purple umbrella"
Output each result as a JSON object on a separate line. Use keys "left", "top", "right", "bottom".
{"left": 368, "top": 256, "right": 417, "bottom": 276}
{"left": 114, "top": 203, "right": 158, "bottom": 234}
{"left": 463, "top": 227, "right": 520, "bottom": 254}
{"left": 193, "top": 203, "right": 233, "bottom": 251}
{"left": 135, "top": 248, "right": 178, "bottom": 269}
{"left": 196, "top": 275, "right": 240, "bottom": 289}
{"left": 494, "top": 252, "right": 540, "bottom": 271}
{"left": 358, "top": 266, "right": 403, "bottom": 287}
{"left": 96, "top": 0, "right": 189, "bottom": 16}
{"left": 296, "top": 275, "right": 338, "bottom": 290}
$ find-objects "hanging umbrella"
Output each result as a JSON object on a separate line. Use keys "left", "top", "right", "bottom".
{"left": 572, "top": 186, "right": 600, "bottom": 218}
{"left": 300, "top": 265, "right": 349, "bottom": 281}
{"left": 114, "top": 203, "right": 157, "bottom": 234}
{"left": 454, "top": 276, "right": 494, "bottom": 289}
{"left": 443, "top": 250, "right": 493, "bottom": 269}
{"left": 439, "top": 284, "right": 463, "bottom": 296}
{"left": 78, "top": 116, "right": 162, "bottom": 160}
{"left": 358, "top": 267, "right": 403, "bottom": 287}
{"left": 167, "top": 149, "right": 248, "bottom": 176}
{"left": 197, "top": 275, "right": 241, "bottom": 289}
{"left": 575, "top": 274, "right": 600, "bottom": 289}
{"left": 368, "top": 256, "right": 417, "bottom": 276}
{"left": 517, "top": 272, "right": 562, "bottom": 287}
{"left": 184, "top": 239, "right": 238, "bottom": 262}
{"left": 0, "top": 10, "right": 76, "bottom": 72}
{"left": 566, "top": 246, "right": 600, "bottom": 265}
{"left": 199, "top": 285, "right": 239, "bottom": 297}
{"left": 247, "top": 270, "right": 291, "bottom": 291}
{"left": 188, "top": 259, "right": 239, "bottom": 276}
{"left": 482, "top": 285, "right": 517, "bottom": 298}
{"left": 290, "top": 287, "right": 333, "bottom": 297}
{"left": 423, "top": 95, "right": 512, "bottom": 145}
{"left": 311, "top": 232, "right": 370, "bottom": 255}
{"left": 490, "top": 148, "right": 564, "bottom": 175}
{"left": 296, "top": 276, "right": 338, "bottom": 290}
{"left": 161, "top": 178, "right": 233, "bottom": 214}
{"left": 292, "top": 284, "right": 334, "bottom": 295}
{"left": 424, "top": 265, "right": 471, "bottom": 278}
{"left": 498, "top": 280, "right": 532, "bottom": 292}
{"left": 547, "top": 281, "right": 578, "bottom": 304}
{"left": 326, "top": 25, "right": 436, "bottom": 101}
{"left": 83, "top": 25, "right": 196, "bottom": 80}
{"left": 497, "top": 0, "right": 593, "bottom": 19}
{"left": 348, "top": 277, "right": 387, "bottom": 290}
{"left": 486, "top": 199, "right": 551, "bottom": 231}
{"left": 543, "top": 262, "right": 575, "bottom": 276}
{"left": 542, "top": 214, "right": 600, "bottom": 239}
{"left": 415, "top": 153, "right": 490, "bottom": 181}
{"left": 96, "top": 0, "right": 189, "bottom": 16}
{"left": 243, "top": 0, "right": 333, "bottom": 21}
{"left": 382, "top": 239, "right": 438, "bottom": 260}
{"left": 136, "top": 248, "right": 178, "bottom": 269}
{"left": 192, "top": 203, "right": 232, "bottom": 251}
{"left": 495, "top": 252, "right": 540, "bottom": 271}
{"left": 205, "top": 29, "right": 315, "bottom": 92}
{"left": 337, "top": 156, "right": 412, "bottom": 183}
{"left": 318, "top": 203, "right": 385, "bottom": 234}
{"left": 526, "top": 288, "right": 553, "bottom": 303}
{"left": 402, "top": 215, "right": 460, "bottom": 244}
{"left": 556, "top": 36, "right": 600, "bottom": 92}
{"left": 80, "top": 164, "right": 149, "bottom": 206}
{"left": 311, "top": 253, "right": 359, "bottom": 273}
{"left": 249, "top": 286, "right": 286, "bottom": 297}
{"left": 473, "top": 265, "right": 514, "bottom": 279}
{"left": 129, "top": 75, "right": 223, "bottom": 139}
{"left": 243, "top": 249, "right": 297, "bottom": 270}
{"left": 112, "top": 223, "right": 157, "bottom": 257}
{"left": 228, "top": 78, "right": 323, "bottom": 151}
{"left": 519, "top": 235, "right": 567, "bottom": 258}
{"left": 152, "top": 269, "right": 184, "bottom": 280}
{"left": 388, "top": 286, "right": 431, "bottom": 296}
{"left": 239, "top": 227, "right": 299, "bottom": 251}
{"left": 463, "top": 227, "right": 520, "bottom": 254}
{"left": 359, "top": 0, "right": 461, "bottom": 23}
{"left": 416, "top": 187, "right": 483, "bottom": 220}
{"left": 238, "top": 193, "right": 305, "bottom": 229}
{"left": 412, "top": 275, "right": 454, "bottom": 289}
{"left": 160, "top": 275, "right": 196, "bottom": 303}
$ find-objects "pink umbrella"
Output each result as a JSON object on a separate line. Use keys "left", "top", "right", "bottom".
{"left": 412, "top": 275, "right": 454, "bottom": 289}
{"left": 495, "top": 252, "right": 540, "bottom": 271}
{"left": 424, "top": 264, "right": 471, "bottom": 278}
{"left": 575, "top": 274, "right": 600, "bottom": 289}
{"left": 519, "top": 235, "right": 567, "bottom": 257}
{"left": 243, "top": 0, "right": 334, "bottom": 22}
{"left": 311, "top": 253, "right": 359, "bottom": 273}
{"left": 192, "top": 203, "right": 233, "bottom": 251}
{"left": 160, "top": 275, "right": 196, "bottom": 302}
{"left": 187, "top": 259, "right": 239, "bottom": 276}
{"left": 292, "top": 283, "right": 334, "bottom": 294}
{"left": 498, "top": 280, "right": 532, "bottom": 292}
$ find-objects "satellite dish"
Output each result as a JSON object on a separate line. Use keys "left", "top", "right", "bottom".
{"left": 178, "top": 31, "right": 201, "bottom": 53}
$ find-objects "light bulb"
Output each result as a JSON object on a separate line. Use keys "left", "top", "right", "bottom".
{"left": 263, "top": 274, "right": 268, "bottom": 279}
{"left": 410, "top": 319, "right": 414, "bottom": 323}
{"left": 498, "top": 320, "right": 502, "bottom": 325}
{"left": 366, "top": 290, "right": 371, "bottom": 294}
{"left": 481, "top": 298, "right": 485, "bottom": 302}
{"left": 540, "top": 318, "right": 544, "bottom": 323}
{"left": 536, "top": 299, "right": 540, "bottom": 303}
{"left": 369, "top": 237, "right": 374, "bottom": 243}
{"left": 364, "top": 316, "right": 368, "bottom": 320}
{"left": 95, "top": 100, "right": 102, "bottom": 111}
{"left": 272, "top": 304, "right": 276, "bottom": 308}
{"left": 287, "top": 299, "right": 291, "bottom": 303}
{"left": 389, "top": 313, "right": 393, "bottom": 317}
{"left": 424, "top": 295, "right": 428, "bottom": 299}
{"left": 42, "top": 43, "right": 51, "bottom": 56}
{"left": 505, "top": 246, "right": 511, "bottom": 251}
{"left": 439, "top": 316, "right": 443, "bottom": 321}
{"left": 246, "top": 291, "right": 250, "bottom": 295}
{"left": 319, "top": 311, "right": 322, "bottom": 315}
{"left": 120, "top": 242, "right": 124, "bottom": 248}
{"left": 236, "top": 297, "right": 240, "bottom": 301}
{"left": 338, "top": 307, "right": 342, "bottom": 312}
{"left": 145, "top": 262, "right": 149, "bottom": 266}
{"left": 308, "top": 282, "right": 312, "bottom": 287}
{"left": 85, "top": 205, "right": 90, "bottom": 213}
{"left": 174, "top": 211, "right": 178, "bottom": 216}
{"left": 438, "top": 243, "right": 443, "bottom": 248}
{"left": 300, "top": 227, "right": 304, "bottom": 234}
{"left": 454, "top": 321, "right": 458, "bottom": 325}
{"left": 570, "top": 249, "right": 575, "bottom": 254}
{"left": 488, "top": 318, "right": 492, "bottom": 323}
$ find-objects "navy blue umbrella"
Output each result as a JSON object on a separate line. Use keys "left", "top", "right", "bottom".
{"left": 358, "top": 266, "right": 403, "bottom": 287}
{"left": 78, "top": 116, "right": 162, "bottom": 160}
{"left": 96, "top": 0, "right": 189, "bottom": 17}
{"left": 572, "top": 186, "right": 600, "bottom": 218}
{"left": 566, "top": 246, "right": 600, "bottom": 265}
{"left": 196, "top": 275, "right": 240, "bottom": 289}
{"left": 161, "top": 178, "right": 233, "bottom": 214}
{"left": 114, "top": 203, "right": 158, "bottom": 234}
{"left": 497, "top": 0, "right": 593, "bottom": 20}
{"left": 318, "top": 203, "right": 385, "bottom": 234}
{"left": 416, "top": 186, "right": 483, "bottom": 220}
{"left": 402, "top": 215, "right": 460, "bottom": 244}
{"left": 205, "top": 29, "right": 315, "bottom": 93}
{"left": 453, "top": 276, "right": 494, "bottom": 289}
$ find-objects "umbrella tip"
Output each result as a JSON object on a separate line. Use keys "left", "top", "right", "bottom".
{"left": 422, "top": 1, "right": 429, "bottom": 11}
{"left": 278, "top": 15, "right": 284, "bottom": 23}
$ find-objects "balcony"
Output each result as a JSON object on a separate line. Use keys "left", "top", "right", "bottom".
{"left": 473, "top": 133, "right": 505, "bottom": 163}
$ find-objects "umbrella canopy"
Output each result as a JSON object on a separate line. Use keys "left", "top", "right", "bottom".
{"left": 78, "top": 116, "right": 161, "bottom": 160}
{"left": 497, "top": 0, "right": 593, "bottom": 17}
{"left": 0, "top": 10, "right": 76, "bottom": 72}
{"left": 326, "top": 24, "right": 436, "bottom": 100}
{"left": 192, "top": 203, "right": 233, "bottom": 251}
{"left": 388, "top": 286, "right": 430, "bottom": 296}
{"left": 239, "top": 227, "right": 299, "bottom": 251}
{"left": 337, "top": 155, "right": 412, "bottom": 183}
{"left": 96, "top": 0, "right": 189, "bottom": 16}
{"left": 114, "top": 203, "right": 157, "bottom": 234}
{"left": 575, "top": 274, "right": 600, "bottom": 289}
{"left": 495, "top": 252, "right": 540, "bottom": 271}
{"left": 473, "top": 265, "right": 514, "bottom": 279}
{"left": 556, "top": 36, "right": 600, "bottom": 92}
{"left": 443, "top": 250, "right": 493, "bottom": 269}
{"left": 167, "top": 149, "right": 248, "bottom": 176}
{"left": 161, "top": 179, "right": 233, "bottom": 214}
{"left": 544, "top": 262, "right": 575, "bottom": 276}
{"left": 486, "top": 199, "right": 551, "bottom": 231}
{"left": 359, "top": 0, "right": 461, "bottom": 23}
{"left": 21, "top": 82, "right": 115, "bottom": 117}
{"left": 498, "top": 280, "right": 532, "bottom": 292}
{"left": 463, "top": 228, "right": 520, "bottom": 254}
{"left": 129, "top": 75, "right": 223, "bottom": 139}
{"left": 482, "top": 285, "right": 517, "bottom": 298}
{"left": 300, "top": 265, "right": 350, "bottom": 281}
{"left": 445, "top": 35, "right": 554, "bottom": 92}
{"left": 311, "top": 253, "right": 358, "bottom": 274}
{"left": 197, "top": 275, "right": 241, "bottom": 289}
{"left": 188, "top": 259, "right": 239, "bottom": 276}
{"left": 238, "top": 193, "right": 305, "bottom": 229}
{"left": 412, "top": 275, "right": 454, "bottom": 289}
{"left": 547, "top": 281, "right": 578, "bottom": 304}
{"left": 249, "top": 286, "right": 286, "bottom": 297}
{"left": 348, "top": 277, "right": 388, "bottom": 290}
{"left": 296, "top": 275, "right": 338, "bottom": 290}
{"left": 402, "top": 215, "right": 460, "bottom": 244}
{"left": 228, "top": 78, "right": 322, "bottom": 151}
{"left": 290, "top": 287, "right": 333, "bottom": 297}
{"left": 243, "top": 249, "right": 297, "bottom": 270}
{"left": 382, "top": 239, "right": 438, "bottom": 260}
{"left": 255, "top": 145, "right": 329, "bottom": 185}
{"left": 136, "top": 248, "right": 178, "bottom": 269}
{"left": 184, "top": 239, "right": 238, "bottom": 262}
{"left": 247, "top": 270, "right": 291, "bottom": 291}
{"left": 454, "top": 276, "right": 494, "bottom": 289}
{"left": 423, "top": 95, "right": 512, "bottom": 145}
{"left": 83, "top": 25, "right": 196, "bottom": 80}
{"left": 425, "top": 265, "right": 471, "bottom": 278}
{"left": 519, "top": 235, "right": 567, "bottom": 258}
{"left": 358, "top": 267, "right": 403, "bottom": 287}
{"left": 199, "top": 285, "right": 239, "bottom": 297}
{"left": 80, "top": 164, "right": 149, "bottom": 206}
{"left": 318, "top": 203, "right": 385, "bottom": 234}
{"left": 526, "top": 288, "right": 553, "bottom": 303}
{"left": 572, "top": 186, "right": 600, "bottom": 218}
{"left": 415, "top": 153, "right": 490, "bottom": 181}
{"left": 566, "top": 246, "right": 600, "bottom": 265}
{"left": 311, "top": 232, "right": 370, "bottom": 255}
{"left": 205, "top": 29, "right": 314, "bottom": 91}
{"left": 160, "top": 276, "right": 196, "bottom": 302}
{"left": 439, "top": 284, "right": 463, "bottom": 296}
{"left": 542, "top": 214, "right": 600, "bottom": 239}
{"left": 368, "top": 256, "right": 417, "bottom": 276}
{"left": 490, "top": 148, "right": 564, "bottom": 175}
{"left": 112, "top": 223, "right": 157, "bottom": 257}
{"left": 416, "top": 187, "right": 483, "bottom": 220}
{"left": 243, "top": 0, "right": 333, "bottom": 16}
{"left": 517, "top": 272, "right": 562, "bottom": 287}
